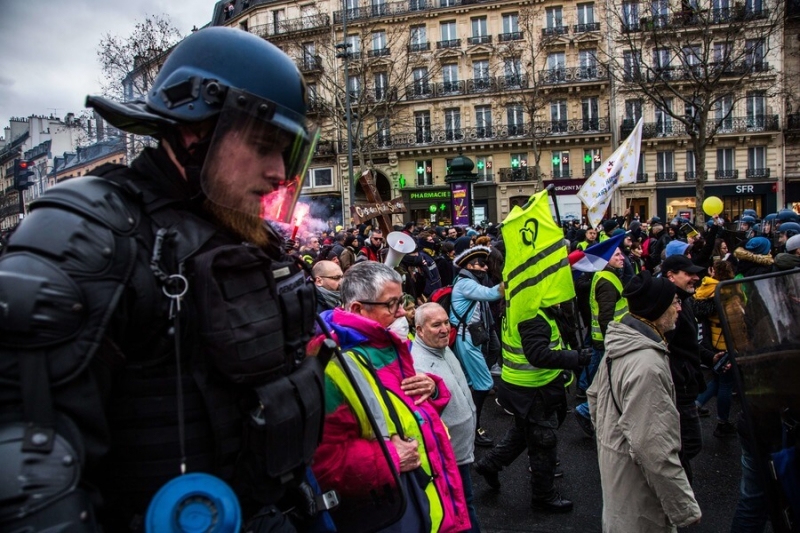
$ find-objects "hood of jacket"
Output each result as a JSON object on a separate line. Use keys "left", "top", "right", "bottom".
{"left": 774, "top": 252, "right": 800, "bottom": 271}
{"left": 604, "top": 314, "right": 668, "bottom": 361}
{"left": 694, "top": 276, "right": 719, "bottom": 300}
{"left": 734, "top": 247, "right": 774, "bottom": 266}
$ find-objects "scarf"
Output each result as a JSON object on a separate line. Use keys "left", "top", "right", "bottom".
{"left": 316, "top": 285, "right": 342, "bottom": 309}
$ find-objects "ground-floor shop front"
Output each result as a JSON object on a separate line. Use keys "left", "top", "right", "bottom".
{"left": 655, "top": 182, "right": 778, "bottom": 222}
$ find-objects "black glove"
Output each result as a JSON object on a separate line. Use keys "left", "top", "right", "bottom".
{"left": 284, "top": 238, "right": 298, "bottom": 252}
{"left": 577, "top": 348, "right": 593, "bottom": 368}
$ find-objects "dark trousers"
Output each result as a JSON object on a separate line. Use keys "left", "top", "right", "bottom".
{"left": 458, "top": 464, "right": 481, "bottom": 532}
{"left": 677, "top": 399, "right": 703, "bottom": 485}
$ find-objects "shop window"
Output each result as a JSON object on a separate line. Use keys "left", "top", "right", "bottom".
{"left": 415, "top": 159, "right": 433, "bottom": 186}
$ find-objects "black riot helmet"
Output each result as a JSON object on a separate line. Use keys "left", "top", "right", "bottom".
{"left": 87, "top": 27, "right": 319, "bottom": 224}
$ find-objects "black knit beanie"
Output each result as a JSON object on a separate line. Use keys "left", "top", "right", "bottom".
{"left": 622, "top": 271, "right": 677, "bottom": 322}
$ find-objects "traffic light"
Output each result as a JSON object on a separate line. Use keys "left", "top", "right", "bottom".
{"left": 14, "top": 159, "right": 34, "bottom": 190}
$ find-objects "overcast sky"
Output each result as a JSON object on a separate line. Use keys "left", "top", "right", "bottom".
{"left": 0, "top": 0, "right": 217, "bottom": 139}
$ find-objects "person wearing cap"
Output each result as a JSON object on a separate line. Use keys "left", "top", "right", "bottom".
{"left": 661, "top": 254, "right": 720, "bottom": 484}
{"left": 450, "top": 246, "right": 504, "bottom": 448}
{"left": 574, "top": 247, "right": 629, "bottom": 435}
{"left": 647, "top": 219, "right": 670, "bottom": 272}
{"left": 599, "top": 219, "right": 618, "bottom": 242}
{"left": 774, "top": 234, "right": 800, "bottom": 271}
{"left": 733, "top": 236, "right": 774, "bottom": 278}
{"left": 588, "top": 271, "right": 701, "bottom": 532}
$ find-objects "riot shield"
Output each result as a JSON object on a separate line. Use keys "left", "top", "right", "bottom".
{"left": 716, "top": 270, "right": 800, "bottom": 532}
{"left": 310, "top": 335, "right": 406, "bottom": 533}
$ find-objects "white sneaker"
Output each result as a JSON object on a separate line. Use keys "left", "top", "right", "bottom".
{"left": 490, "top": 363, "right": 502, "bottom": 377}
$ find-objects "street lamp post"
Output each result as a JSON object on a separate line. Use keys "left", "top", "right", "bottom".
{"left": 336, "top": 2, "right": 356, "bottom": 223}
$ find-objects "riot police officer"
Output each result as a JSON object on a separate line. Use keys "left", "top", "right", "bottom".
{"left": 0, "top": 28, "right": 331, "bottom": 531}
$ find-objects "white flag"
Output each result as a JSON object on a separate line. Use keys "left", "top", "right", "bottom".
{"left": 577, "top": 118, "right": 643, "bottom": 228}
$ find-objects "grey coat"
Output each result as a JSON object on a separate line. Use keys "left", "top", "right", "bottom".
{"left": 411, "top": 337, "right": 477, "bottom": 465}
{"left": 587, "top": 316, "right": 701, "bottom": 533}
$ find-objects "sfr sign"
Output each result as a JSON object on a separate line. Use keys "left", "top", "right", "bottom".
{"left": 735, "top": 185, "right": 755, "bottom": 193}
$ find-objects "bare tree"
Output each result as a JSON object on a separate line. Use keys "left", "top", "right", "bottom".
{"left": 601, "top": 0, "right": 785, "bottom": 223}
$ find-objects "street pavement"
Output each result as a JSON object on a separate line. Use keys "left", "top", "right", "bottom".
{"left": 471, "top": 376, "right": 759, "bottom": 533}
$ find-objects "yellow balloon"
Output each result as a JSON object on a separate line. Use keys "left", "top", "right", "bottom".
{"left": 702, "top": 196, "right": 723, "bottom": 216}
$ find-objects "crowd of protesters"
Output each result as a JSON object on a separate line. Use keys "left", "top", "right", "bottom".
{"left": 287, "top": 206, "right": 800, "bottom": 532}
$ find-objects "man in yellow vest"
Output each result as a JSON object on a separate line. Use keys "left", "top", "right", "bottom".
{"left": 473, "top": 304, "right": 592, "bottom": 513}
{"left": 574, "top": 247, "right": 628, "bottom": 436}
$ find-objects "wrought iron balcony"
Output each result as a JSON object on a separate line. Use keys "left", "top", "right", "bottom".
{"left": 299, "top": 55, "right": 323, "bottom": 72}
{"left": 746, "top": 168, "right": 770, "bottom": 178}
{"left": 573, "top": 22, "right": 600, "bottom": 32}
{"left": 435, "top": 80, "right": 466, "bottom": 96}
{"left": 498, "top": 31, "right": 523, "bottom": 42}
{"left": 636, "top": 173, "right": 648, "bottom": 183}
{"left": 620, "top": 115, "right": 780, "bottom": 139}
{"left": 307, "top": 99, "right": 328, "bottom": 113}
{"left": 621, "top": 21, "right": 641, "bottom": 33}
{"left": 655, "top": 172, "right": 678, "bottom": 182}
{"left": 715, "top": 169, "right": 739, "bottom": 179}
{"left": 551, "top": 170, "right": 572, "bottom": 179}
{"left": 249, "top": 13, "right": 330, "bottom": 38}
{"left": 539, "top": 65, "right": 608, "bottom": 85}
{"left": 684, "top": 171, "right": 707, "bottom": 181}
{"left": 405, "top": 83, "right": 433, "bottom": 99}
{"left": 367, "top": 47, "right": 391, "bottom": 58}
{"left": 314, "top": 140, "right": 336, "bottom": 157}
{"left": 499, "top": 167, "right": 536, "bottom": 182}
{"left": 407, "top": 42, "right": 430, "bottom": 53}
{"left": 542, "top": 25, "right": 569, "bottom": 37}
{"left": 437, "top": 39, "right": 461, "bottom": 50}
{"left": 467, "top": 77, "right": 495, "bottom": 93}
{"left": 468, "top": 35, "right": 492, "bottom": 45}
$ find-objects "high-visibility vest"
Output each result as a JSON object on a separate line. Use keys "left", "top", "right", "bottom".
{"left": 577, "top": 241, "right": 590, "bottom": 250}
{"left": 501, "top": 310, "right": 563, "bottom": 388}
{"left": 590, "top": 270, "right": 628, "bottom": 343}
{"left": 598, "top": 232, "right": 609, "bottom": 242}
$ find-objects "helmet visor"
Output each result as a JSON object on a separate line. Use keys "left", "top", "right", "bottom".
{"left": 200, "top": 87, "right": 320, "bottom": 224}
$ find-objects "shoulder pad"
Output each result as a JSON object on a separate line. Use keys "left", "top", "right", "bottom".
{"left": 29, "top": 176, "right": 140, "bottom": 235}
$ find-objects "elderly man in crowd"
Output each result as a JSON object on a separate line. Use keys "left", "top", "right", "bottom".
{"left": 588, "top": 271, "right": 701, "bottom": 532}
{"left": 412, "top": 302, "right": 481, "bottom": 532}
{"left": 312, "top": 260, "right": 344, "bottom": 313}
{"left": 313, "top": 262, "right": 469, "bottom": 533}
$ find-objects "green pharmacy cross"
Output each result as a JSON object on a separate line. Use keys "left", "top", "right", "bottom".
{"left": 417, "top": 166, "right": 425, "bottom": 175}
{"left": 439, "top": 203, "right": 447, "bottom": 211}
{"left": 476, "top": 161, "right": 485, "bottom": 170}
{"left": 552, "top": 156, "right": 560, "bottom": 165}
{"left": 511, "top": 159, "right": 520, "bottom": 168}
{"left": 584, "top": 154, "right": 593, "bottom": 163}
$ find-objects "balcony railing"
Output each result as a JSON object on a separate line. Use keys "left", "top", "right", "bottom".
{"left": 367, "top": 47, "right": 391, "bottom": 57}
{"left": 435, "top": 80, "right": 466, "bottom": 95}
{"left": 314, "top": 140, "right": 336, "bottom": 157}
{"left": 715, "top": 169, "right": 739, "bottom": 179}
{"left": 407, "top": 42, "right": 430, "bottom": 53}
{"left": 498, "top": 31, "right": 523, "bottom": 42}
{"left": 499, "top": 167, "right": 536, "bottom": 182}
{"left": 551, "top": 170, "right": 572, "bottom": 179}
{"left": 539, "top": 65, "right": 609, "bottom": 84}
{"left": 437, "top": 39, "right": 461, "bottom": 49}
{"left": 542, "top": 25, "right": 569, "bottom": 37}
{"left": 299, "top": 55, "right": 323, "bottom": 72}
{"left": 746, "top": 168, "right": 770, "bottom": 178}
{"left": 636, "top": 173, "right": 648, "bottom": 183}
{"left": 249, "top": 13, "right": 330, "bottom": 37}
{"left": 574, "top": 22, "right": 600, "bottom": 32}
{"left": 620, "top": 115, "right": 780, "bottom": 138}
{"left": 655, "top": 172, "right": 678, "bottom": 182}
{"left": 684, "top": 171, "right": 707, "bottom": 181}
{"left": 468, "top": 35, "right": 492, "bottom": 45}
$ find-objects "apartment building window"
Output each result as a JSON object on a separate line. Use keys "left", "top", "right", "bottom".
{"left": 651, "top": 0, "right": 669, "bottom": 27}
{"left": 412, "top": 67, "right": 430, "bottom": 96}
{"left": 476, "top": 155, "right": 493, "bottom": 182}
{"left": 547, "top": 52, "right": 567, "bottom": 82}
{"left": 625, "top": 99, "right": 642, "bottom": 125}
{"left": 579, "top": 49, "right": 597, "bottom": 78}
{"left": 551, "top": 100, "right": 568, "bottom": 133}
{"left": 441, "top": 0, "right": 458, "bottom": 7}
{"left": 347, "top": 76, "right": 361, "bottom": 99}
{"left": 304, "top": 167, "right": 333, "bottom": 188}
{"left": 584, "top": 149, "right": 602, "bottom": 177}
{"left": 501, "top": 13, "right": 520, "bottom": 41}
{"left": 746, "top": 91, "right": 766, "bottom": 129}
{"left": 374, "top": 72, "right": 388, "bottom": 100}
{"left": 473, "top": 60, "right": 490, "bottom": 90}
{"left": 346, "top": 34, "right": 361, "bottom": 59}
{"left": 302, "top": 42, "right": 317, "bottom": 70}
{"left": 504, "top": 57, "right": 522, "bottom": 86}
{"left": 307, "top": 82, "right": 318, "bottom": 107}
{"left": 552, "top": 150, "right": 570, "bottom": 178}
{"left": 344, "top": 0, "right": 358, "bottom": 17}
{"left": 272, "top": 9, "right": 286, "bottom": 34}
{"left": 372, "top": 31, "right": 388, "bottom": 56}
{"left": 471, "top": 17, "right": 489, "bottom": 44}
{"left": 582, "top": 97, "right": 599, "bottom": 131}
{"left": 415, "top": 111, "right": 432, "bottom": 145}
{"left": 416, "top": 159, "right": 434, "bottom": 186}
{"left": 656, "top": 151, "right": 675, "bottom": 179}
{"left": 748, "top": 146, "right": 767, "bottom": 176}
{"left": 686, "top": 151, "right": 697, "bottom": 180}
{"left": 653, "top": 48, "right": 671, "bottom": 79}
{"left": 576, "top": 3, "right": 596, "bottom": 31}
{"left": 655, "top": 99, "right": 673, "bottom": 134}
{"left": 409, "top": 0, "right": 426, "bottom": 11}
{"left": 440, "top": 21, "right": 458, "bottom": 47}
{"left": 377, "top": 117, "right": 391, "bottom": 147}
{"left": 745, "top": 39, "right": 765, "bottom": 70}
{"left": 511, "top": 153, "right": 529, "bottom": 180}
{"left": 745, "top": 0, "right": 764, "bottom": 16}
{"left": 716, "top": 148, "right": 736, "bottom": 178}
{"left": 623, "top": 50, "right": 641, "bottom": 81}
{"left": 442, "top": 64, "right": 459, "bottom": 92}
{"left": 545, "top": 7, "right": 565, "bottom": 35}
{"left": 622, "top": 1, "right": 639, "bottom": 31}
{"left": 685, "top": 97, "right": 702, "bottom": 132}
{"left": 445, "top": 108, "right": 462, "bottom": 141}
{"left": 507, "top": 104, "right": 525, "bottom": 136}
{"left": 409, "top": 25, "right": 427, "bottom": 52}
{"left": 475, "top": 105, "right": 492, "bottom": 138}
{"left": 372, "top": 0, "right": 389, "bottom": 16}
{"left": 716, "top": 94, "right": 733, "bottom": 131}
{"left": 682, "top": 45, "right": 702, "bottom": 78}
{"left": 712, "top": 0, "right": 731, "bottom": 21}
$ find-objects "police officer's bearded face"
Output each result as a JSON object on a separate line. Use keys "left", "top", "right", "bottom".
{"left": 417, "top": 306, "right": 451, "bottom": 349}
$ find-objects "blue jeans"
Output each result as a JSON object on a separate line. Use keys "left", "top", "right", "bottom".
{"left": 730, "top": 446, "right": 769, "bottom": 533}
{"left": 578, "top": 347, "right": 604, "bottom": 392}
{"left": 459, "top": 464, "right": 481, "bottom": 532}
{"left": 696, "top": 369, "right": 734, "bottom": 422}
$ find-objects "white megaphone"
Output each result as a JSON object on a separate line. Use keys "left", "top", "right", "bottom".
{"left": 384, "top": 231, "right": 417, "bottom": 268}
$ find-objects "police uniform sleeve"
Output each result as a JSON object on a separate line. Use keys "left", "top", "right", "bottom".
{"left": 518, "top": 315, "right": 581, "bottom": 371}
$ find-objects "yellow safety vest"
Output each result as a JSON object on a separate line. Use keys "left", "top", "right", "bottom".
{"left": 590, "top": 270, "right": 628, "bottom": 343}
{"left": 501, "top": 310, "right": 563, "bottom": 388}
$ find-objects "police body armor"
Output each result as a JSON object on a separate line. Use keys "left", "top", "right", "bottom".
{"left": 0, "top": 166, "right": 323, "bottom": 530}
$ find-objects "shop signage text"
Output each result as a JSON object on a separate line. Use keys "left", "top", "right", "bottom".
{"left": 542, "top": 178, "right": 588, "bottom": 196}
{"left": 350, "top": 197, "right": 407, "bottom": 224}
{"left": 410, "top": 190, "right": 451, "bottom": 200}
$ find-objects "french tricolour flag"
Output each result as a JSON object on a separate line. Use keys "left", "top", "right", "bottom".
{"left": 568, "top": 232, "right": 626, "bottom": 273}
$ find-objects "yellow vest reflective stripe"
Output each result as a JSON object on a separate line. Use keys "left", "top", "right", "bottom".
{"left": 501, "top": 310, "right": 563, "bottom": 388}
{"left": 326, "top": 351, "right": 445, "bottom": 532}
{"left": 590, "top": 270, "right": 629, "bottom": 342}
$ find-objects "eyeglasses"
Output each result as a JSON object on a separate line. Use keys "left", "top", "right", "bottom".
{"left": 371, "top": 238, "right": 384, "bottom": 242}
{"left": 359, "top": 297, "right": 401, "bottom": 314}
{"left": 672, "top": 297, "right": 682, "bottom": 308}
{"left": 319, "top": 275, "right": 344, "bottom": 281}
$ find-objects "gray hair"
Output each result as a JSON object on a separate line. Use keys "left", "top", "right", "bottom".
{"left": 368, "top": 229, "right": 383, "bottom": 238}
{"left": 340, "top": 261, "right": 402, "bottom": 308}
{"left": 415, "top": 302, "right": 448, "bottom": 329}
